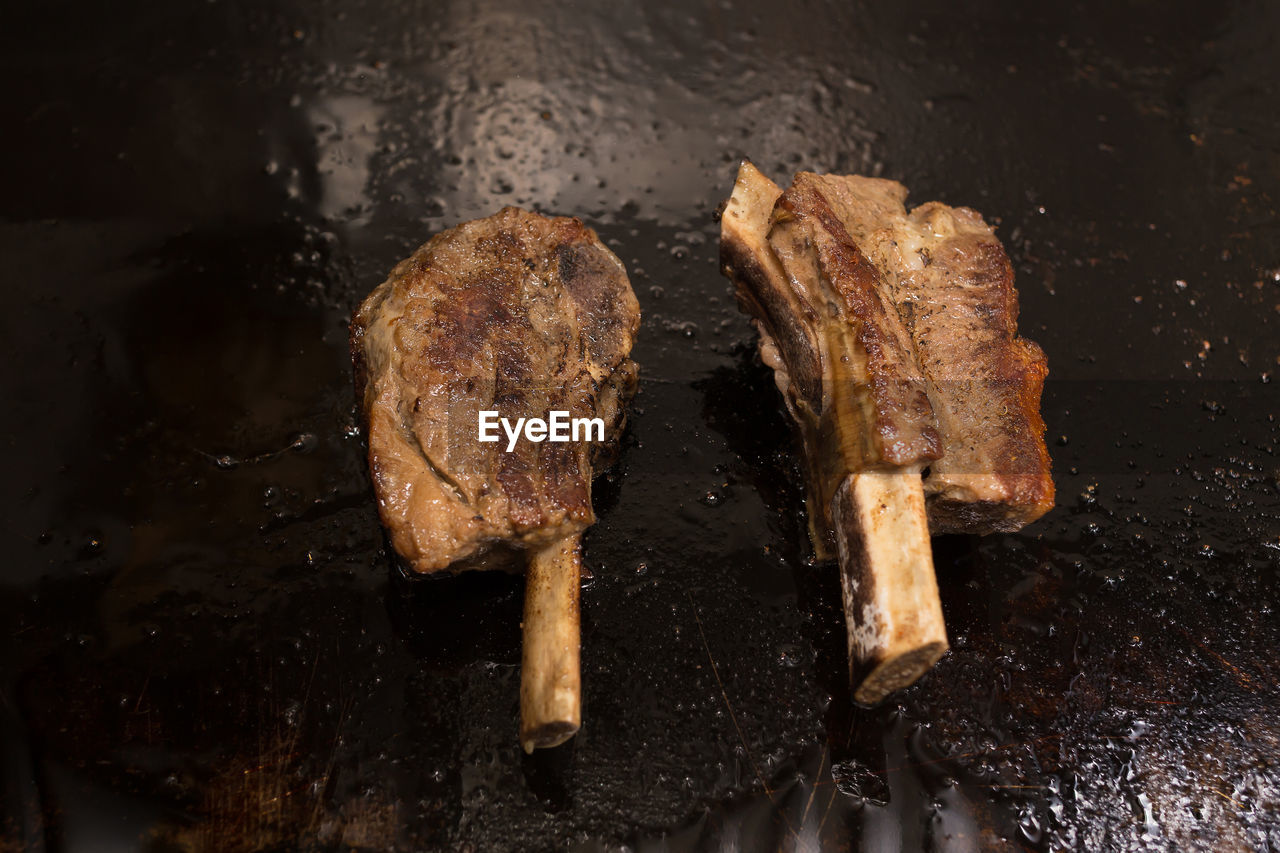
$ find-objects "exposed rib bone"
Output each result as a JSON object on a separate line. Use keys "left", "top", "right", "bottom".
{"left": 520, "top": 536, "right": 582, "bottom": 752}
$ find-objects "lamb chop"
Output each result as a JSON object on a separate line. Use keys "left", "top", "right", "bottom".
{"left": 720, "top": 162, "right": 1052, "bottom": 703}
{"left": 351, "top": 206, "right": 640, "bottom": 751}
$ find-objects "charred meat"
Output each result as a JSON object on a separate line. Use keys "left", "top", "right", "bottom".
{"left": 352, "top": 207, "right": 639, "bottom": 574}
{"left": 777, "top": 172, "right": 1053, "bottom": 534}
{"left": 721, "top": 162, "right": 1052, "bottom": 702}
{"left": 352, "top": 206, "right": 640, "bottom": 750}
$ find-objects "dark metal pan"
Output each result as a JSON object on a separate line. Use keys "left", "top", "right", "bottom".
{"left": 2, "top": 0, "right": 1277, "bottom": 849}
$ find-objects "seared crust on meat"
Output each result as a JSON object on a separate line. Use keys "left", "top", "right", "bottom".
{"left": 721, "top": 163, "right": 944, "bottom": 557}
{"left": 721, "top": 162, "right": 1053, "bottom": 540}
{"left": 351, "top": 207, "right": 640, "bottom": 572}
{"left": 772, "top": 175, "right": 942, "bottom": 469}
{"left": 802, "top": 176, "right": 1053, "bottom": 532}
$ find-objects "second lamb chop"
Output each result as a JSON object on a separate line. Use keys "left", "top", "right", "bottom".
{"left": 721, "top": 162, "right": 1052, "bottom": 703}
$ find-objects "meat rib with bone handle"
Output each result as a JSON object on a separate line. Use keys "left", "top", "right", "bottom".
{"left": 720, "top": 162, "right": 1052, "bottom": 703}
{"left": 352, "top": 207, "right": 640, "bottom": 750}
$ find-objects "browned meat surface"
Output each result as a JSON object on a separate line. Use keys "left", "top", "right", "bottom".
{"left": 351, "top": 207, "right": 640, "bottom": 573}
{"left": 721, "top": 162, "right": 1053, "bottom": 539}
{"left": 772, "top": 174, "right": 942, "bottom": 469}
{"left": 796, "top": 172, "right": 1054, "bottom": 532}
{"left": 722, "top": 162, "right": 1052, "bottom": 701}
{"left": 723, "top": 161, "right": 942, "bottom": 557}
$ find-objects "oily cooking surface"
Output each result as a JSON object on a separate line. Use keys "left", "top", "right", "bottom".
{"left": 3, "top": 1, "right": 1279, "bottom": 851}
{"left": 351, "top": 207, "right": 639, "bottom": 572}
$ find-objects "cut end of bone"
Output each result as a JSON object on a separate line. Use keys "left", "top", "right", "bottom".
{"left": 834, "top": 468, "right": 949, "bottom": 705}
{"left": 519, "top": 536, "right": 583, "bottom": 753}
{"left": 853, "top": 640, "right": 948, "bottom": 705}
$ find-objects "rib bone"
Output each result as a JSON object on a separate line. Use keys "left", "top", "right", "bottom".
{"left": 520, "top": 536, "right": 583, "bottom": 752}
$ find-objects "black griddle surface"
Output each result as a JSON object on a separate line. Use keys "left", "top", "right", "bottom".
{"left": 2, "top": 1, "right": 1279, "bottom": 850}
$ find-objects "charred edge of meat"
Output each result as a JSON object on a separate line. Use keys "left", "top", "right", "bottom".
{"left": 909, "top": 234, "right": 1054, "bottom": 531}
{"left": 924, "top": 340, "right": 1053, "bottom": 533}
{"left": 773, "top": 175, "right": 941, "bottom": 470}
{"left": 351, "top": 207, "right": 640, "bottom": 574}
{"left": 722, "top": 206, "right": 830, "bottom": 557}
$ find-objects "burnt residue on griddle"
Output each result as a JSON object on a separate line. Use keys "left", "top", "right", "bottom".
{"left": 2, "top": 0, "right": 1279, "bottom": 850}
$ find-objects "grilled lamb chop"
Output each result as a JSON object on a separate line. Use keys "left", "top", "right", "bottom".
{"left": 352, "top": 206, "right": 640, "bottom": 751}
{"left": 721, "top": 162, "right": 1052, "bottom": 703}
